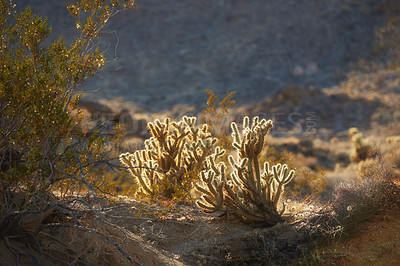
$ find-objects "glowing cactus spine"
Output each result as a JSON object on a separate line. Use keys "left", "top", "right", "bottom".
{"left": 196, "top": 116, "right": 295, "bottom": 225}
{"left": 120, "top": 116, "right": 222, "bottom": 200}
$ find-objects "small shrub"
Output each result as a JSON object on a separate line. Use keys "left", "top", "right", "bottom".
{"left": 330, "top": 178, "right": 393, "bottom": 233}
{"left": 201, "top": 89, "right": 236, "bottom": 150}
{"left": 326, "top": 150, "right": 398, "bottom": 236}
{"left": 387, "top": 145, "right": 400, "bottom": 169}
{"left": 0, "top": 0, "right": 135, "bottom": 196}
{"left": 358, "top": 149, "right": 400, "bottom": 181}
{"left": 348, "top": 127, "right": 374, "bottom": 162}
{"left": 286, "top": 167, "right": 327, "bottom": 200}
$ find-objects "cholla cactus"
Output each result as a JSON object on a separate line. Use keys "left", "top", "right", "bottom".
{"left": 349, "top": 127, "right": 373, "bottom": 162}
{"left": 120, "top": 116, "right": 223, "bottom": 200}
{"left": 196, "top": 116, "right": 295, "bottom": 225}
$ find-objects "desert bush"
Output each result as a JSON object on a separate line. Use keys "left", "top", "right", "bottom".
{"left": 348, "top": 127, "right": 374, "bottom": 162}
{"left": 0, "top": 0, "right": 135, "bottom": 198}
{"left": 285, "top": 167, "right": 328, "bottom": 200}
{"left": 201, "top": 89, "right": 235, "bottom": 149}
{"left": 387, "top": 145, "right": 400, "bottom": 169}
{"left": 195, "top": 116, "right": 295, "bottom": 225}
{"left": 386, "top": 135, "right": 400, "bottom": 144}
{"left": 358, "top": 158, "right": 398, "bottom": 181}
{"left": 316, "top": 149, "right": 398, "bottom": 240}
{"left": 358, "top": 147, "right": 400, "bottom": 181}
{"left": 120, "top": 116, "right": 224, "bottom": 201}
{"left": 330, "top": 177, "right": 393, "bottom": 233}
{"left": 0, "top": 0, "right": 138, "bottom": 263}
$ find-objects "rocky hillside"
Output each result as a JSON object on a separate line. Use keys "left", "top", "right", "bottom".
{"left": 19, "top": 0, "right": 393, "bottom": 112}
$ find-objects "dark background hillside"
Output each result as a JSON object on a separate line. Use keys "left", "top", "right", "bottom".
{"left": 18, "top": 0, "right": 392, "bottom": 112}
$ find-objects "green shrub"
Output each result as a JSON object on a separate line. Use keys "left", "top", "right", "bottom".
{"left": 0, "top": 0, "right": 135, "bottom": 230}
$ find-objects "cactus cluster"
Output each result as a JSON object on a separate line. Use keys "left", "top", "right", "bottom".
{"left": 120, "top": 115, "right": 294, "bottom": 225}
{"left": 120, "top": 116, "right": 222, "bottom": 200}
{"left": 195, "top": 116, "right": 295, "bottom": 225}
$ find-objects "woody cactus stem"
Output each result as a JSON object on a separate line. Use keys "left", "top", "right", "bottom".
{"left": 120, "top": 116, "right": 222, "bottom": 200}
{"left": 196, "top": 116, "right": 295, "bottom": 225}
{"left": 195, "top": 153, "right": 227, "bottom": 213}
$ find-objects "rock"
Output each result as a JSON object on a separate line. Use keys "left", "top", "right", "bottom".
{"left": 113, "top": 109, "right": 134, "bottom": 129}
{"left": 77, "top": 99, "right": 148, "bottom": 137}
{"left": 305, "top": 62, "right": 319, "bottom": 75}
{"left": 78, "top": 99, "right": 113, "bottom": 116}
{"left": 292, "top": 65, "right": 305, "bottom": 76}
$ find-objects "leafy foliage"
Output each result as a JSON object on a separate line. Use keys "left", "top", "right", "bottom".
{"left": 201, "top": 89, "right": 235, "bottom": 130}
{"left": 0, "top": 0, "right": 135, "bottom": 231}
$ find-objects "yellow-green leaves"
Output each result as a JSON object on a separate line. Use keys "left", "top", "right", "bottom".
{"left": 67, "top": 0, "right": 136, "bottom": 38}
{"left": 0, "top": 0, "right": 135, "bottom": 200}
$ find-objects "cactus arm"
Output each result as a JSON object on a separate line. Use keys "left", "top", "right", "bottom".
{"left": 121, "top": 116, "right": 221, "bottom": 200}
{"left": 197, "top": 200, "right": 217, "bottom": 213}
{"left": 194, "top": 183, "right": 209, "bottom": 195}
{"left": 136, "top": 165, "right": 154, "bottom": 196}
{"left": 272, "top": 164, "right": 295, "bottom": 209}
{"left": 243, "top": 116, "right": 250, "bottom": 128}
{"left": 196, "top": 167, "right": 226, "bottom": 212}
{"left": 253, "top": 155, "right": 261, "bottom": 191}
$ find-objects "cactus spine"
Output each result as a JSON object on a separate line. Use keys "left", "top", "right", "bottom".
{"left": 120, "top": 116, "right": 222, "bottom": 200}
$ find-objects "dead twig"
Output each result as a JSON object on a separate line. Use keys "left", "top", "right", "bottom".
{"left": 72, "top": 147, "right": 100, "bottom": 206}
{"left": 4, "top": 236, "right": 40, "bottom": 266}
{"left": 28, "top": 233, "right": 47, "bottom": 266}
